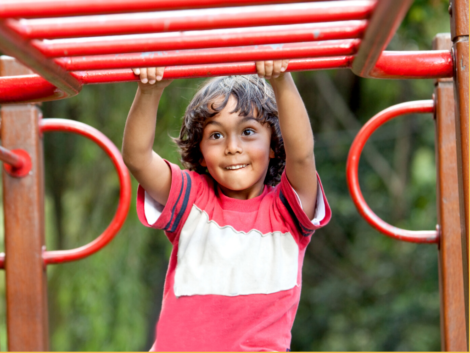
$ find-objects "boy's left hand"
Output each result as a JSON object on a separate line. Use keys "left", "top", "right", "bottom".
{"left": 256, "top": 60, "right": 289, "bottom": 80}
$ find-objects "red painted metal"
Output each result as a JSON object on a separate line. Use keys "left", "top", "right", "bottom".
{"left": 55, "top": 40, "right": 360, "bottom": 71}
{"left": 2, "top": 148, "right": 32, "bottom": 178}
{"left": 0, "top": 57, "right": 354, "bottom": 103}
{"left": 0, "top": 74, "right": 74, "bottom": 103}
{"left": 8, "top": 1, "right": 375, "bottom": 39}
{"left": 0, "top": 146, "right": 25, "bottom": 169}
{"left": 0, "top": 50, "right": 456, "bottom": 104}
{"left": 370, "top": 51, "right": 453, "bottom": 79}
{"left": 0, "top": 0, "right": 321, "bottom": 18}
{"left": 352, "top": 0, "right": 412, "bottom": 77}
{"left": 78, "top": 56, "right": 354, "bottom": 82}
{"left": 35, "top": 21, "right": 367, "bottom": 57}
{"left": 0, "top": 21, "right": 81, "bottom": 96}
{"left": 39, "top": 119, "right": 131, "bottom": 265}
{"left": 346, "top": 100, "right": 439, "bottom": 243}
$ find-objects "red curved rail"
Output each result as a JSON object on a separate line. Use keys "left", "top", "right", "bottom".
{"left": 40, "top": 119, "right": 131, "bottom": 264}
{"left": 346, "top": 100, "right": 439, "bottom": 243}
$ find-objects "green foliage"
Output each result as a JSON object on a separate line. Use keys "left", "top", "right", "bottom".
{"left": 0, "top": 1, "right": 450, "bottom": 350}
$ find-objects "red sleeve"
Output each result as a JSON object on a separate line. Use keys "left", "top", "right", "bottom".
{"left": 136, "top": 161, "right": 200, "bottom": 242}
{"left": 277, "top": 170, "right": 331, "bottom": 238}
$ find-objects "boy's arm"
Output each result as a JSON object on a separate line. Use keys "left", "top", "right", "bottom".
{"left": 122, "top": 67, "right": 173, "bottom": 206}
{"left": 257, "top": 61, "right": 318, "bottom": 219}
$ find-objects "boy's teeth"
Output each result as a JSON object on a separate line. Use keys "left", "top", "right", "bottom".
{"left": 226, "top": 164, "right": 247, "bottom": 170}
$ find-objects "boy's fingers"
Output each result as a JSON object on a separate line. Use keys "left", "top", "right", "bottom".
{"left": 272, "top": 61, "right": 282, "bottom": 78}
{"left": 264, "top": 61, "right": 273, "bottom": 78}
{"left": 132, "top": 68, "right": 140, "bottom": 75}
{"left": 147, "top": 67, "right": 156, "bottom": 84}
{"left": 139, "top": 68, "right": 148, "bottom": 84}
{"left": 281, "top": 59, "right": 289, "bottom": 72}
{"left": 156, "top": 67, "right": 165, "bottom": 81}
{"left": 256, "top": 61, "right": 265, "bottom": 77}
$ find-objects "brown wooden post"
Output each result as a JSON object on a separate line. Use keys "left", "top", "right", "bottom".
{"left": 0, "top": 56, "right": 49, "bottom": 351}
{"left": 433, "top": 34, "right": 468, "bottom": 352}
{"left": 448, "top": 0, "right": 469, "bottom": 339}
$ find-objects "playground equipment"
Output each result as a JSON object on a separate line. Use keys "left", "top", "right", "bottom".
{"left": 0, "top": 0, "right": 467, "bottom": 351}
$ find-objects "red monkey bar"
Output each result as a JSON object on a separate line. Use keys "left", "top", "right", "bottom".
{"left": 40, "top": 119, "right": 131, "bottom": 265}
{"left": 0, "top": 118, "right": 131, "bottom": 269}
{"left": 346, "top": 100, "right": 439, "bottom": 244}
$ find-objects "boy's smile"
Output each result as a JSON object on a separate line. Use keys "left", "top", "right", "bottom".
{"left": 199, "top": 95, "right": 274, "bottom": 200}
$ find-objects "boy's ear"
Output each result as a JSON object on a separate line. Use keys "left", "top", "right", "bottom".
{"left": 269, "top": 148, "right": 275, "bottom": 159}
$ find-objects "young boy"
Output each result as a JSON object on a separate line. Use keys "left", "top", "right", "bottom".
{"left": 122, "top": 61, "right": 331, "bottom": 351}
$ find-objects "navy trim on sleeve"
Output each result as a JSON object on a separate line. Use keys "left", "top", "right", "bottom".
{"left": 169, "top": 171, "right": 192, "bottom": 233}
{"left": 164, "top": 170, "right": 186, "bottom": 231}
{"left": 279, "top": 190, "right": 313, "bottom": 237}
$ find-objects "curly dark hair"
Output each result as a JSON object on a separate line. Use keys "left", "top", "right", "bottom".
{"left": 173, "top": 75, "right": 286, "bottom": 186}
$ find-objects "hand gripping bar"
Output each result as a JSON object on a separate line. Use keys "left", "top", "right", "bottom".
{"left": 346, "top": 100, "right": 439, "bottom": 244}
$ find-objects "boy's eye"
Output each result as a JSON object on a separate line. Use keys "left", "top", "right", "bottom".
{"left": 210, "top": 132, "right": 222, "bottom": 139}
{"left": 243, "top": 129, "right": 255, "bottom": 136}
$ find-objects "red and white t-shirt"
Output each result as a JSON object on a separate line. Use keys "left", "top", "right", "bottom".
{"left": 137, "top": 161, "right": 331, "bottom": 351}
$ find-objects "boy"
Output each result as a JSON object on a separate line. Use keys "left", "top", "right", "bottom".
{"left": 122, "top": 61, "right": 331, "bottom": 351}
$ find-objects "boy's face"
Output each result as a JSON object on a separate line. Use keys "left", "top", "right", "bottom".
{"left": 199, "top": 95, "right": 274, "bottom": 199}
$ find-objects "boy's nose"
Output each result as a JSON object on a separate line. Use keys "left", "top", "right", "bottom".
{"left": 225, "top": 136, "right": 242, "bottom": 155}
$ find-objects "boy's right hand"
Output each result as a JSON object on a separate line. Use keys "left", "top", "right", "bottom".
{"left": 132, "top": 67, "right": 173, "bottom": 91}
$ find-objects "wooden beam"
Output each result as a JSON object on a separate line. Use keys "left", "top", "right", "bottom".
{"left": 351, "top": 0, "right": 412, "bottom": 77}
{"left": 1, "top": 56, "right": 49, "bottom": 351}
{"left": 434, "top": 33, "right": 467, "bottom": 352}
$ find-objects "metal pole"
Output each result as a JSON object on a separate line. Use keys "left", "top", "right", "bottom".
{"left": 1, "top": 56, "right": 49, "bottom": 351}
{"left": 433, "top": 33, "right": 467, "bottom": 353}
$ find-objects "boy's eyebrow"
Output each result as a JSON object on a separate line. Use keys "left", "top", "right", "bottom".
{"left": 205, "top": 116, "right": 259, "bottom": 127}
{"left": 240, "top": 116, "right": 259, "bottom": 123}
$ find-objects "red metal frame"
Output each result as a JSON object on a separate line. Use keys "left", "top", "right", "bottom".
{"left": 0, "top": 51, "right": 454, "bottom": 104}
{"left": 7, "top": 1, "right": 375, "bottom": 39}
{"left": 0, "top": 146, "right": 26, "bottom": 169}
{"left": 0, "top": 20, "right": 81, "bottom": 96}
{"left": 54, "top": 40, "right": 360, "bottom": 71}
{"left": 35, "top": 21, "right": 367, "bottom": 57}
{"left": 39, "top": 119, "right": 131, "bottom": 265}
{"left": 0, "top": 0, "right": 321, "bottom": 18}
{"left": 370, "top": 50, "right": 453, "bottom": 79}
{"left": 0, "top": 118, "right": 131, "bottom": 268}
{"left": 2, "top": 148, "right": 32, "bottom": 178}
{"left": 346, "top": 100, "right": 439, "bottom": 243}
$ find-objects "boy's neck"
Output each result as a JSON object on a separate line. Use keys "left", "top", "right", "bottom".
{"left": 217, "top": 182, "right": 266, "bottom": 200}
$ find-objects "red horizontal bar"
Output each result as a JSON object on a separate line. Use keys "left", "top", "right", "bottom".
{"left": 346, "top": 100, "right": 438, "bottom": 243}
{"left": 8, "top": 1, "right": 376, "bottom": 39}
{"left": 0, "top": 74, "right": 74, "bottom": 103}
{"left": 75, "top": 56, "right": 354, "bottom": 83}
{"left": 0, "top": 51, "right": 454, "bottom": 104}
{"left": 0, "top": 56, "right": 353, "bottom": 103}
{"left": 55, "top": 40, "right": 360, "bottom": 71}
{"left": 0, "top": 0, "right": 317, "bottom": 18}
{"left": 0, "top": 146, "right": 24, "bottom": 168}
{"left": 35, "top": 21, "right": 367, "bottom": 57}
{"left": 369, "top": 50, "right": 453, "bottom": 79}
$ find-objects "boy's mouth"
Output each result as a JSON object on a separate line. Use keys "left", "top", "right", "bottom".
{"left": 225, "top": 164, "right": 248, "bottom": 170}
